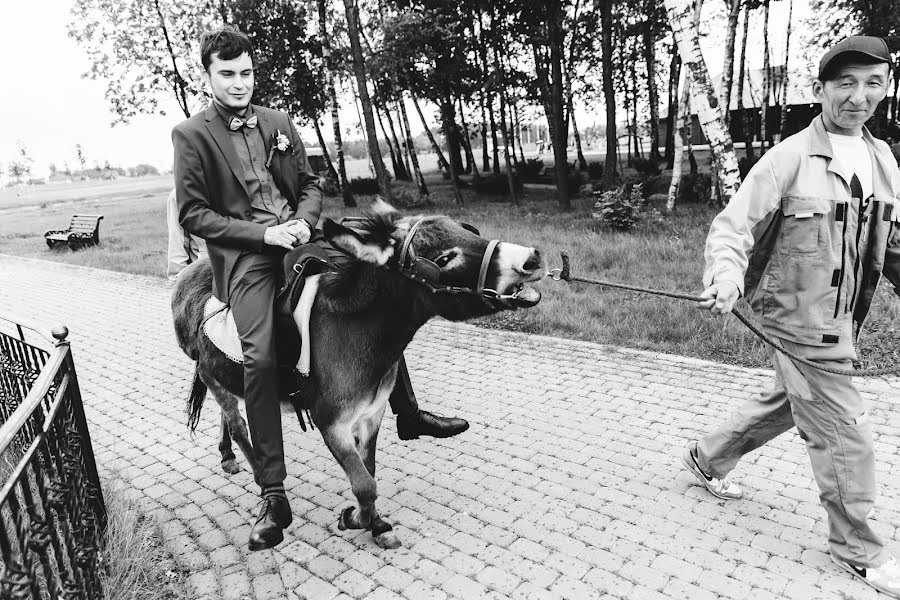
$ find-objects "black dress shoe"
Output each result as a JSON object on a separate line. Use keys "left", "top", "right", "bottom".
{"left": 397, "top": 410, "right": 470, "bottom": 440}
{"left": 248, "top": 495, "right": 292, "bottom": 552}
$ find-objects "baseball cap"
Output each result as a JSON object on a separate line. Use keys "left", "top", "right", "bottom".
{"left": 818, "top": 35, "right": 893, "bottom": 80}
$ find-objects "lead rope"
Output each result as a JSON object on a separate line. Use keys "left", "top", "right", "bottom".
{"left": 548, "top": 252, "right": 900, "bottom": 378}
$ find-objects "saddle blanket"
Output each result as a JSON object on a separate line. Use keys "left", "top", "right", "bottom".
{"left": 202, "top": 297, "right": 243, "bottom": 364}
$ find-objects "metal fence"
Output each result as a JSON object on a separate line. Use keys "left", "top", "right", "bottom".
{"left": 0, "top": 315, "right": 106, "bottom": 598}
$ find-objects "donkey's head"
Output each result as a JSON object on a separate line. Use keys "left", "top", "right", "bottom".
{"left": 323, "top": 200, "right": 543, "bottom": 320}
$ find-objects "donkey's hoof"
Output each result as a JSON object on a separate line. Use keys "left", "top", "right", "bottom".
{"left": 221, "top": 459, "right": 240, "bottom": 474}
{"left": 373, "top": 531, "right": 401, "bottom": 549}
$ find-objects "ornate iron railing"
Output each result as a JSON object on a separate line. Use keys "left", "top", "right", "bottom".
{"left": 0, "top": 315, "right": 106, "bottom": 599}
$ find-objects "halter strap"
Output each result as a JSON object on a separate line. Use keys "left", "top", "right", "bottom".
{"left": 477, "top": 240, "right": 500, "bottom": 298}
{"left": 398, "top": 218, "right": 427, "bottom": 269}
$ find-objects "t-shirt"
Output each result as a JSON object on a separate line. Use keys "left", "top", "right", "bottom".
{"left": 827, "top": 132, "right": 873, "bottom": 200}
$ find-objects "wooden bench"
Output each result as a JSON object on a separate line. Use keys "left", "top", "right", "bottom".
{"left": 44, "top": 215, "right": 104, "bottom": 250}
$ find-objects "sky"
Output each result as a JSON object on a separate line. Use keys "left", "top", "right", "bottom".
{"left": 3, "top": 0, "right": 814, "bottom": 180}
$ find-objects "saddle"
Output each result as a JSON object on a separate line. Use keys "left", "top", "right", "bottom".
{"left": 201, "top": 243, "right": 336, "bottom": 380}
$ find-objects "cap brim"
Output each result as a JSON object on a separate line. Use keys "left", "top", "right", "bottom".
{"left": 820, "top": 51, "right": 893, "bottom": 79}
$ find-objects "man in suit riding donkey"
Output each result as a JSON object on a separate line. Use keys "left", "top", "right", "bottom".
{"left": 172, "top": 25, "right": 468, "bottom": 551}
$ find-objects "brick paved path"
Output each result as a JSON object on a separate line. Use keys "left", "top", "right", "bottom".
{"left": 1, "top": 255, "right": 899, "bottom": 600}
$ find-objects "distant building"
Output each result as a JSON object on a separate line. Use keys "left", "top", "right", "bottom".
{"left": 660, "top": 66, "right": 822, "bottom": 146}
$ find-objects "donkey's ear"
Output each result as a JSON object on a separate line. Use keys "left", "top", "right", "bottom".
{"left": 323, "top": 218, "right": 394, "bottom": 266}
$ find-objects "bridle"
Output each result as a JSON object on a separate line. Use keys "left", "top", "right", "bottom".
{"left": 396, "top": 218, "right": 523, "bottom": 308}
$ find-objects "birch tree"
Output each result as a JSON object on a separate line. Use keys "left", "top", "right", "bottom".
{"left": 343, "top": 0, "right": 393, "bottom": 201}
{"left": 663, "top": 0, "right": 741, "bottom": 203}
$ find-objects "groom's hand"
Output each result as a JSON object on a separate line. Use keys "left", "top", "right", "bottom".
{"left": 285, "top": 219, "right": 312, "bottom": 245}
{"left": 264, "top": 220, "right": 301, "bottom": 250}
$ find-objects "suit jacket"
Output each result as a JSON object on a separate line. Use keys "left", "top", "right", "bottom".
{"left": 172, "top": 103, "right": 323, "bottom": 301}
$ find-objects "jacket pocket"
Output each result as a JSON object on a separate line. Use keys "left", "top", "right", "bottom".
{"left": 780, "top": 196, "right": 834, "bottom": 255}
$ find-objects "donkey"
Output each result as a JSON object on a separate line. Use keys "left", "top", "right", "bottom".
{"left": 171, "top": 201, "right": 543, "bottom": 548}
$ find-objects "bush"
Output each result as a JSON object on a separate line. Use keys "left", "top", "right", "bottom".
{"left": 587, "top": 161, "right": 605, "bottom": 180}
{"left": 592, "top": 183, "right": 646, "bottom": 231}
{"left": 349, "top": 177, "right": 381, "bottom": 195}
{"left": 319, "top": 175, "right": 340, "bottom": 197}
{"left": 677, "top": 171, "right": 712, "bottom": 205}
{"left": 631, "top": 156, "right": 661, "bottom": 176}
{"left": 516, "top": 158, "right": 545, "bottom": 181}
{"left": 739, "top": 156, "right": 760, "bottom": 180}
{"left": 471, "top": 172, "right": 523, "bottom": 196}
{"left": 392, "top": 187, "right": 433, "bottom": 210}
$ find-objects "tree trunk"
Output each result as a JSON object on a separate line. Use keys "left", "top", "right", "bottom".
{"left": 488, "top": 97, "right": 501, "bottom": 173}
{"left": 737, "top": 2, "right": 755, "bottom": 161}
{"left": 384, "top": 105, "right": 410, "bottom": 180}
{"left": 342, "top": 0, "right": 392, "bottom": 200}
{"left": 664, "top": 0, "right": 741, "bottom": 203}
{"left": 667, "top": 69, "right": 689, "bottom": 212}
{"left": 375, "top": 103, "right": 403, "bottom": 180}
{"left": 440, "top": 100, "right": 465, "bottom": 176}
{"left": 480, "top": 114, "right": 491, "bottom": 172}
{"left": 394, "top": 105, "right": 413, "bottom": 178}
{"left": 548, "top": 3, "right": 569, "bottom": 207}
{"left": 514, "top": 103, "right": 527, "bottom": 164}
{"left": 495, "top": 82, "right": 518, "bottom": 204}
{"left": 599, "top": 0, "right": 617, "bottom": 186}
{"left": 442, "top": 95, "right": 465, "bottom": 205}
{"left": 720, "top": 0, "right": 741, "bottom": 130}
{"left": 644, "top": 0, "right": 661, "bottom": 163}
{"left": 411, "top": 94, "right": 452, "bottom": 175}
{"left": 399, "top": 94, "right": 429, "bottom": 198}
{"left": 778, "top": 0, "right": 793, "bottom": 139}
{"left": 318, "top": 0, "right": 354, "bottom": 207}
{"left": 489, "top": 11, "right": 518, "bottom": 203}
{"left": 665, "top": 38, "right": 681, "bottom": 168}
{"left": 312, "top": 119, "right": 338, "bottom": 182}
{"left": 458, "top": 97, "right": 481, "bottom": 179}
{"left": 571, "top": 108, "right": 588, "bottom": 171}
{"left": 759, "top": 0, "right": 771, "bottom": 154}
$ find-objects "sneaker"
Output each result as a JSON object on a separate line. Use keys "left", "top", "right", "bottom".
{"left": 680, "top": 441, "right": 743, "bottom": 500}
{"left": 832, "top": 554, "right": 900, "bottom": 598}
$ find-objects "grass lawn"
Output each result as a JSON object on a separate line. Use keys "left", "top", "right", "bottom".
{"left": 2, "top": 174, "right": 899, "bottom": 370}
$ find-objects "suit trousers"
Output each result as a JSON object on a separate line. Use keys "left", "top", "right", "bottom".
{"left": 228, "top": 251, "right": 286, "bottom": 488}
{"left": 697, "top": 336, "right": 884, "bottom": 567}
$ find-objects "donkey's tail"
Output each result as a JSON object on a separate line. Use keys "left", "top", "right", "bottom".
{"left": 186, "top": 366, "right": 207, "bottom": 432}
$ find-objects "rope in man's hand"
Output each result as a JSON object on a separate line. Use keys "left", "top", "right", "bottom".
{"left": 547, "top": 252, "right": 900, "bottom": 378}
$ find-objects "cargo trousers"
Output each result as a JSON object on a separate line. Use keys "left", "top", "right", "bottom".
{"left": 696, "top": 336, "right": 885, "bottom": 568}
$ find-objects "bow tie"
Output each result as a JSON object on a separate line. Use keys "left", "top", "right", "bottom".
{"left": 229, "top": 115, "right": 258, "bottom": 131}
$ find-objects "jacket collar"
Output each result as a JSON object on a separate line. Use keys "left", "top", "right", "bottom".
{"left": 807, "top": 115, "right": 867, "bottom": 189}
{"left": 807, "top": 114, "right": 895, "bottom": 200}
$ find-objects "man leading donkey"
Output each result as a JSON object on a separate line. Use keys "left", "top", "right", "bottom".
{"left": 172, "top": 26, "right": 467, "bottom": 551}
{"left": 686, "top": 36, "right": 900, "bottom": 597}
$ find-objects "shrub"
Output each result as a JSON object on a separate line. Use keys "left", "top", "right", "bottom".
{"left": 739, "top": 156, "right": 760, "bottom": 180}
{"left": 471, "top": 172, "right": 523, "bottom": 196}
{"left": 677, "top": 171, "right": 712, "bottom": 205}
{"left": 349, "top": 177, "right": 381, "bottom": 195}
{"left": 587, "top": 161, "right": 605, "bottom": 180}
{"left": 319, "top": 175, "right": 340, "bottom": 197}
{"left": 592, "top": 183, "right": 646, "bottom": 231}
{"left": 516, "top": 158, "right": 545, "bottom": 181}
{"left": 392, "top": 187, "right": 432, "bottom": 209}
{"left": 631, "top": 156, "right": 661, "bottom": 176}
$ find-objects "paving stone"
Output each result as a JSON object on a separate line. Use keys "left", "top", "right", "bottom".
{"left": 4, "top": 256, "right": 898, "bottom": 600}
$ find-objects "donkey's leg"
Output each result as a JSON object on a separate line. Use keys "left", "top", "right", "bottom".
{"left": 356, "top": 410, "right": 400, "bottom": 549}
{"left": 207, "top": 379, "right": 259, "bottom": 479}
{"left": 320, "top": 424, "right": 377, "bottom": 530}
{"left": 219, "top": 411, "right": 241, "bottom": 475}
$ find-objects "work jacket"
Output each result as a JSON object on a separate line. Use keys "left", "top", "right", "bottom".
{"left": 704, "top": 116, "right": 900, "bottom": 346}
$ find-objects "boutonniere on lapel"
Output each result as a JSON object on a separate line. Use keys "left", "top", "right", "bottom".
{"left": 265, "top": 129, "right": 293, "bottom": 168}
